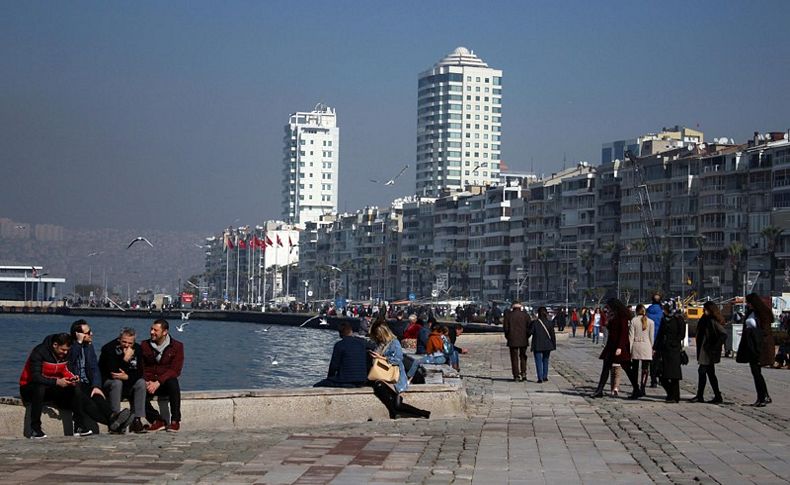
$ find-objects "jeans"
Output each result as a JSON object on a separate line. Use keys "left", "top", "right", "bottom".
{"left": 534, "top": 351, "right": 550, "bottom": 381}
{"left": 592, "top": 327, "right": 600, "bottom": 344}
{"left": 104, "top": 378, "right": 147, "bottom": 418}
{"left": 407, "top": 354, "right": 447, "bottom": 379}
{"left": 145, "top": 378, "right": 181, "bottom": 423}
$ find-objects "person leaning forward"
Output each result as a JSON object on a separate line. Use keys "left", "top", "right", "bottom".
{"left": 314, "top": 321, "right": 371, "bottom": 388}
{"left": 99, "top": 327, "right": 148, "bottom": 433}
{"left": 503, "top": 301, "right": 532, "bottom": 381}
{"left": 140, "top": 319, "right": 184, "bottom": 432}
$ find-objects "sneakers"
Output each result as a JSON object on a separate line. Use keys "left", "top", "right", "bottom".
{"left": 166, "top": 421, "right": 180, "bottom": 433}
{"left": 73, "top": 426, "right": 94, "bottom": 437}
{"left": 109, "top": 409, "right": 133, "bottom": 433}
{"left": 147, "top": 419, "right": 167, "bottom": 432}
{"left": 129, "top": 417, "right": 147, "bottom": 434}
{"left": 29, "top": 427, "right": 47, "bottom": 439}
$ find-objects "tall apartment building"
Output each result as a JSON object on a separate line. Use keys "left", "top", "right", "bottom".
{"left": 416, "top": 47, "right": 503, "bottom": 196}
{"left": 282, "top": 104, "right": 339, "bottom": 225}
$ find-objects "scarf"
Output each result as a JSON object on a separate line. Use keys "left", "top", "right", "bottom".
{"left": 149, "top": 334, "right": 171, "bottom": 363}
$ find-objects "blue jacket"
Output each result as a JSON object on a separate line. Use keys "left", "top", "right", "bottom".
{"left": 416, "top": 326, "right": 430, "bottom": 355}
{"left": 646, "top": 303, "right": 663, "bottom": 340}
{"left": 68, "top": 341, "right": 101, "bottom": 388}
{"left": 327, "top": 336, "right": 369, "bottom": 384}
{"left": 382, "top": 339, "right": 408, "bottom": 393}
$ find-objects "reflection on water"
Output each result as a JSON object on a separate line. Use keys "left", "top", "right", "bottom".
{"left": 0, "top": 314, "right": 338, "bottom": 396}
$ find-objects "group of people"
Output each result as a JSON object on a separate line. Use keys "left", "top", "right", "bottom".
{"left": 19, "top": 318, "right": 184, "bottom": 439}
{"left": 502, "top": 302, "right": 557, "bottom": 382}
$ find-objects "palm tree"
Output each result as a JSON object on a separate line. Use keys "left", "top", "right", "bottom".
{"left": 728, "top": 241, "right": 745, "bottom": 297}
{"left": 630, "top": 240, "right": 647, "bottom": 303}
{"left": 762, "top": 225, "right": 783, "bottom": 295}
{"left": 694, "top": 235, "right": 706, "bottom": 298}
{"left": 536, "top": 248, "right": 553, "bottom": 301}
{"left": 579, "top": 249, "right": 595, "bottom": 291}
{"left": 339, "top": 259, "right": 354, "bottom": 299}
{"left": 458, "top": 261, "right": 470, "bottom": 297}
{"left": 658, "top": 248, "right": 676, "bottom": 296}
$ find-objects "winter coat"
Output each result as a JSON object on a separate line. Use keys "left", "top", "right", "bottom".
{"left": 140, "top": 337, "right": 184, "bottom": 384}
{"left": 99, "top": 339, "right": 144, "bottom": 386}
{"left": 654, "top": 314, "right": 685, "bottom": 380}
{"left": 628, "top": 316, "right": 654, "bottom": 361}
{"left": 646, "top": 303, "right": 663, "bottom": 340}
{"left": 695, "top": 315, "right": 726, "bottom": 365}
{"left": 531, "top": 317, "right": 556, "bottom": 352}
{"left": 738, "top": 313, "right": 775, "bottom": 366}
{"left": 600, "top": 316, "right": 631, "bottom": 364}
{"left": 503, "top": 308, "right": 532, "bottom": 348}
{"left": 67, "top": 340, "right": 102, "bottom": 387}
{"left": 19, "top": 334, "right": 77, "bottom": 388}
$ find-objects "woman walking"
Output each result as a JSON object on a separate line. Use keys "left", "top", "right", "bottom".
{"left": 591, "top": 299, "right": 640, "bottom": 398}
{"left": 368, "top": 321, "right": 430, "bottom": 419}
{"left": 737, "top": 293, "right": 774, "bottom": 407}
{"left": 532, "top": 307, "right": 557, "bottom": 383}
{"left": 691, "top": 301, "right": 727, "bottom": 403}
{"left": 592, "top": 308, "right": 602, "bottom": 344}
{"left": 653, "top": 304, "right": 686, "bottom": 403}
{"left": 581, "top": 307, "right": 590, "bottom": 338}
{"left": 629, "top": 304, "right": 654, "bottom": 396}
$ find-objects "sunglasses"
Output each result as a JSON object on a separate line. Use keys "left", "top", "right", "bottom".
{"left": 77, "top": 330, "right": 93, "bottom": 335}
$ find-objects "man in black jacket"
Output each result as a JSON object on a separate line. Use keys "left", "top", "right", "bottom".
{"left": 314, "top": 322, "right": 371, "bottom": 388}
{"left": 99, "top": 327, "right": 148, "bottom": 433}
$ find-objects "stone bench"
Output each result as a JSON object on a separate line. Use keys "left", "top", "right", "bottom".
{"left": 0, "top": 382, "right": 467, "bottom": 438}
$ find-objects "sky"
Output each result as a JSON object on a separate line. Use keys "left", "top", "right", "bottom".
{"left": 1, "top": 1, "right": 789, "bottom": 233}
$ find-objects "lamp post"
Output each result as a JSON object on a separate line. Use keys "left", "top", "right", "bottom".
{"left": 303, "top": 279, "right": 309, "bottom": 303}
{"left": 515, "top": 267, "right": 529, "bottom": 302}
{"left": 558, "top": 243, "right": 580, "bottom": 313}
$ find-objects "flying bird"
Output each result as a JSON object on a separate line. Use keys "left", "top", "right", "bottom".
{"left": 87, "top": 251, "right": 103, "bottom": 257}
{"left": 318, "top": 318, "right": 329, "bottom": 326}
{"left": 262, "top": 325, "right": 272, "bottom": 332}
{"left": 127, "top": 237, "right": 154, "bottom": 249}
{"left": 180, "top": 311, "right": 192, "bottom": 321}
{"left": 370, "top": 164, "right": 409, "bottom": 186}
{"left": 176, "top": 321, "right": 189, "bottom": 332}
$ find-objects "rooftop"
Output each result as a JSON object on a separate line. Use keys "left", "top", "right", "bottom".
{"left": 435, "top": 46, "right": 489, "bottom": 68}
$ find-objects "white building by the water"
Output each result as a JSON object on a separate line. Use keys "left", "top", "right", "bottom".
{"left": 416, "top": 47, "right": 503, "bottom": 197}
{"left": 0, "top": 265, "right": 66, "bottom": 305}
{"left": 282, "top": 104, "right": 339, "bottom": 225}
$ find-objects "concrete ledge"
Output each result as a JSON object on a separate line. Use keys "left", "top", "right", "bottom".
{"left": 0, "top": 383, "right": 467, "bottom": 438}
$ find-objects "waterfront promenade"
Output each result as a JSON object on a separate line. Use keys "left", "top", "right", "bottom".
{"left": 1, "top": 334, "right": 789, "bottom": 484}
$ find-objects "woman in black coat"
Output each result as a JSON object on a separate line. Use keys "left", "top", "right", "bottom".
{"left": 691, "top": 301, "right": 727, "bottom": 403}
{"left": 653, "top": 304, "right": 686, "bottom": 403}
{"left": 737, "top": 293, "right": 774, "bottom": 407}
{"left": 531, "top": 307, "right": 556, "bottom": 383}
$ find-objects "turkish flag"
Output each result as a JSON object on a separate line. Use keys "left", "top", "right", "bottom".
{"left": 265, "top": 235, "right": 274, "bottom": 247}
{"left": 238, "top": 239, "right": 247, "bottom": 250}
{"left": 276, "top": 234, "right": 283, "bottom": 247}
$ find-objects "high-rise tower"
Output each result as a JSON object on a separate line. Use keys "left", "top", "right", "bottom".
{"left": 282, "top": 104, "right": 339, "bottom": 225}
{"left": 416, "top": 47, "right": 502, "bottom": 196}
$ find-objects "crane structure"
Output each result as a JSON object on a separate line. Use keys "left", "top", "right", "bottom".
{"left": 624, "top": 150, "right": 664, "bottom": 289}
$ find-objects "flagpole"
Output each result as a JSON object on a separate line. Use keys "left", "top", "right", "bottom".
{"left": 225, "top": 236, "right": 230, "bottom": 303}
{"left": 235, "top": 233, "right": 241, "bottom": 306}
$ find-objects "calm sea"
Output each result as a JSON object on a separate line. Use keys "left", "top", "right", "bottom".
{"left": 0, "top": 314, "right": 339, "bottom": 397}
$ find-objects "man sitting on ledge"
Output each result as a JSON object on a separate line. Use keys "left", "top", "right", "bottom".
{"left": 141, "top": 319, "right": 184, "bottom": 432}
{"left": 314, "top": 321, "right": 371, "bottom": 388}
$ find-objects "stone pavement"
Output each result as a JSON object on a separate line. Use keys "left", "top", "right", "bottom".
{"left": 1, "top": 333, "right": 789, "bottom": 484}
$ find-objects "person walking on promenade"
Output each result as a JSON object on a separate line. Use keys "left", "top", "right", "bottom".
{"left": 646, "top": 293, "right": 664, "bottom": 388}
{"left": 592, "top": 299, "right": 640, "bottom": 398}
{"left": 592, "top": 308, "right": 602, "bottom": 344}
{"left": 691, "top": 301, "right": 727, "bottom": 403}
{"left": 629, "top": 304, "right": 654, "bottom": 396}
{"left": 368, "top": 321, "right": 430, "bottom": 419}
{"left": 737, "top": 293, "right": 774, "bottom": 407}
{"left": 653, "top": 304, "right": 686, "bottom": 403}
{"left": 99, "top": 327, "right": 148, "bottom": 433}
{"left": 503, "top": 301, "right": 532, "bottom": 382}
{"left": 581, "top": 307, "right": 590, "bottom": 338}
{"left": 141, "top": 319, "right": 184, "bottom": 432}
{"left": 532, "top": 307, "right": 557, "bottom": 383}
{"left": 554, "top": 308, "right": 567, "bottom": 332}
{"left": 570, "top": 308, "right": 579, "bottom": 337}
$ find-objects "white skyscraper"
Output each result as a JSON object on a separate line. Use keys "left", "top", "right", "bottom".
{"left": 282, "top": 104, "right": 339, "bottom": 225}
{"left": 416, "top": 47, "right": 502, "bottom": 196}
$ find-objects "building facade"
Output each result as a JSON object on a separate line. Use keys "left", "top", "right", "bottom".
{"left": 282, "top": 104, "right": 339, "bottom": 225}
{"left": 416, "top": 47, "right": 502, "bottom": 197}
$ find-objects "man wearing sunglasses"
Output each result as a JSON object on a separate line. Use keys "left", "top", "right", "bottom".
{"left": 68, "top": 320, "right": 133, "bottom": 436}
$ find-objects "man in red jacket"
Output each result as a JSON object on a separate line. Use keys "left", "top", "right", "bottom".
{"left": 140, "top": 319, "right": 184, "bottom": 432}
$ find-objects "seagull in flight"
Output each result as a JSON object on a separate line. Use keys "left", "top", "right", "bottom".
{"left": 318, "top": 318, "right": 328, "bottom": 326}
{"left": 262, "top": 325, "right": 272, "bottom": 332}
{"left": 87, "top": 251, "right": 103, "bottom": 257}
{"left": 271, "top": 355, "right": 279, "bottom": 366}
{"left": 180, "top": 311, "right": 192, "bottom": 321}
{"left": 176, "top": 321, "right": 189, "bottom": 332}
{"left": 127, "top": 237, "right": 154, "bottom": 249}
{"left": 370, "top": 164, "right": 409, "bottom": 186}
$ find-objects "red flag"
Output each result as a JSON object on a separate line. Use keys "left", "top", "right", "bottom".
{"left": 265, "top": 235, "right": 274, "bottom": 247}
{"left": 224, "top": 233, "right": 234, "bottom": 250}
{"left": 276, "top": 234, "right": 283, "bottom": 247}
{"left": 238, "top": 239, "right": 247, "bottom": 250}
{"left": 252, "top": 236, "right": 261, "bottom": 248}
{"left": 288, "top": 236, "right": 294, "bottom": 247}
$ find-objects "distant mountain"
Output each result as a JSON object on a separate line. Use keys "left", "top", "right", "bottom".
{"left": 0, "top": 217, "right": 206, "bottom": 296}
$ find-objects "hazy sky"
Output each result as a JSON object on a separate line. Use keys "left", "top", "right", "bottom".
{"left": 2, "top": 1, "right": 788, "bottom": 233}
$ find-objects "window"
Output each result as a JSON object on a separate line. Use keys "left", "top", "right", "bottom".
{"left": 475, "top": 124, "right": 480, "bottom": 129}
{"left": 466, "top": 114, "right": 471, "bottom": 119}
{"left": 475, "top": 86, "right": 480, "bottom": 92}
{"left": 493, "top": 77, "right": 501, "bottom": 85}
{"left": 466, "top": 76, "right": 471, "bottom": 81}
{"left": 475, "top": 96, "right": 480, "bottom": 101}
{"left": 465, "top": 142, "right": 470, "bottom": 147}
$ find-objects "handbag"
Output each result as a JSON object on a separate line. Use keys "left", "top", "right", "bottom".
{"left": 680, "top": 349, "right": 689, "bottom": 366}
{"left": 368, "top": 356, "right": 399, "bottom": 384}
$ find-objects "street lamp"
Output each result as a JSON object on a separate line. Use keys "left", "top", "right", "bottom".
{"left": 515, "top": 267, "right": 528, "bottom": 302}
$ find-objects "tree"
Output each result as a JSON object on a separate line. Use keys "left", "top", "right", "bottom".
{"left": 658, "top": 248, "right": 676, "bottom": 296}
{"left": 728, "top": 241, "right": 745, "bottom": 297}
{"left": 536, "top": 248, "right": 553, "bottom": 301}
{"left": 579, "top": 249, "right": 595, "bottom": 291}
{"left": 630, "top": 240, "right": 647, "bottom": 303}
{"left": 458, "top": 261, "right": 470, "bottom": 297}
{"left": 762, "top": 225, "right": 783, "bottom": 295}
